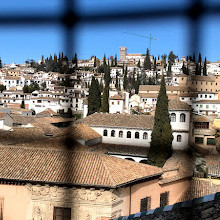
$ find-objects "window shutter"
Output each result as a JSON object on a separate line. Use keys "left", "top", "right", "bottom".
{"left": 140, "top": 196, "right": 151, "bottom": 212}
{"left": 160, "top": 192, "right": 169, "bottom": 207}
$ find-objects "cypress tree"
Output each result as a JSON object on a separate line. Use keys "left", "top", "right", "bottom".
{"left": 137, "top": 60, "right": 141, "bottom": 68}
{"left": 167, "top": 51, "right": 178, "bottom": 76}
{"left": 195, "top": 63, "right": 200, "bottom": 75}
{"left": 88, "top": 76, "right": 101, "bottom": 115}
{"left": 203, "top": 57, "right": 207, "bottom": 76}
{"left": 115, "top": 71, "right": 119, "bottom": 90}
{"left": 0, "top": 58, "right": 2, "bottom": 68}
{"left": 104, "top": 63, "right": 111, "bottom": 87}
{"left": 134, "top": 74, "right": 140, "bottom": 94}
{"left": 20, "top": 99, "right": 25, "bottom": 109}
{"left": 123, "top": 66, "right": 128, "bottom": 91}
{"left": 148, "top": 76, "right": 173, "bottom": 167}
{"left": 101, "top": 86, "right": 109, "bottom": 112}
{"left": 161, "top": 54, "right": 167, "bottom": 69}
{"left": 192, "top": 53, "right": 195, "bottom": 62}
{"left": 94, "top": 56, "right": 97, "bottom": 68}
{"left": 144, "top": 48, "right": 151, "bottom": 70}
{"left": 198, "top": 53, "right": 202, "bottom": 75}
{"left": 73, "top": 53, "right": 78, "bottom": 67}
{"left": 153, "top": 57, "right": 157, "bottom": 71}
{"left": 114, "top": 55, "right": 117, "bottom": 67}
{"left": 103, "top": 54, "right": 106, "bottom": 66}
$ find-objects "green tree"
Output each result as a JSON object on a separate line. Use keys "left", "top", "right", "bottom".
{"left": 23, "top": 84, "right": 29, "bottom": 93}
{"left": 20, "top": 99, "right": 25, "bottom": 109}
{"left": 182, "top": 61, "right": 189, "bottom": 75}
{"left": 193, "top": 53, "right": 196, "bottom": 62}
{"left": 103, "top": 54, "right": 106, "bottom": 66}
{"left": 153, "top": 57, "right": 157, "bottom": 71}
{"left": 104, "top": 63, "right": 111, "bottom": 87}
{"left": 0, "top": 85, "right": 5, "bottom": 92}
{"left": 88, "top": 76, "right": 101, "bottom": 115}
{"left": 195, "top": 63, "right": 200, "bottom": 75}
{"left": 114, "top": 55, "right": 117, "bottom": 67}
{"left": 134, "top": 74, "right": 140, "bottom": 94}
{"left": 72, "top": 53, "right": 78, "bottom": 67}
{"left": 137, "top": 60, "right": 141, "bottom": 68}
{"left": 203, "top": 57, "right": 207, "bottom": 76}
{"left": 0, "top": 58, "right": 2, "bottom": 68}
{"left": 148, "top": 76, "right": 155, "bottom": 85}
{"left": 123, "top": 66, "right": 128, "bottom": 91}
{"left": 198, "top": 53, "right": 202, "bottom": 75}
{"left": 161, "top": 54, "right": 167, "bottom": 68}
{"left": 140, "top": 68, "right": 147, "bottom": 85}
{"left": 27, "top": 82, "right": 40, "bottom": 93}
{"left": 94, "top": 56, "right": 97, "bottom": 68}
{"left": 144, "top": 48, "right": 151, "bottom": 70}
{"left": 148, "top": 76, "right": 173, "bottom": 167}
{"left": 167, "top": 51, "right": 178, "bottom": 76}
{"left": 115, "top": 71, "right": 119, "bottom": 90}
{"left": 101, "top": 86, "right": 109, "bottom": 112}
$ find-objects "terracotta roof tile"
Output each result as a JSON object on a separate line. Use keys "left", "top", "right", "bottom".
{"left": 0, "top": 147, "right": 162, "bottom": 188}
{"left": 79, "top": 113, "right": 154, "bottom": 129}
{"left": 193, "top": 115, "right": 211, "bottom": 122}
{"left": 11, "top": 115, "right": 35, "bottom": 125}
{"left": 109, "top": 94, "right": 124, "bottom": 100}
{"left": 159, "top": 151, "right": 195, "bottom": 184}
{"left": 168, "top": 98, "right": 192, "bottom": 111}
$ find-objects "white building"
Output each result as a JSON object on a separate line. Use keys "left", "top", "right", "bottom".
{"left": 109, "top": 94, "right": 124, "bottom": 114}
{"left": 168, "top": 98, "right": 192, "bottom": 150}
{"left": 110, "top": 67, "right": 123, "bottom": 78}
{"left": 81, "top": 99, "right": 192, "bottom": 150}
{"left": 192, "top": 100, "right": 220, "bottom": 116}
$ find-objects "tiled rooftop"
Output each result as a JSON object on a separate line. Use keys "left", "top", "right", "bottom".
{"left": 79, "top": 113, "right": 154, "bottom": 129}
{"left": 0, "top": 147, "right": 162, "bottom": 188}
{"left": 168, "top": 99, "right": 193, "bottom": 111}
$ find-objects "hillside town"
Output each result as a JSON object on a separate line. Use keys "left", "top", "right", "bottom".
{"left": 1, "top": 48, "right": 220, "bottom": 219}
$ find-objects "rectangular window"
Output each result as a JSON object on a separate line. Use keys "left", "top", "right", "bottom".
{"left": 53, "top": 207, "right": 71, "bottom": 220}
{"left": 140, "top": 196, "right": 151, "bottom": 212}
{"left": 207, "top": 138, "right": 216, "bottom": 145}
{"left": 206, "top": 105, "right": 209, "bottom": 109}
{"left": 160, "top": 192, "right": 169, "bottom": 207}
{"left": 194, "top": 122, "right": 209, "bottom": 129}
{"left": 200, "top": 105, "right": 203, "bottom": 108}
{"left": 195, "top": 137, "right": 204, "bottom": 144}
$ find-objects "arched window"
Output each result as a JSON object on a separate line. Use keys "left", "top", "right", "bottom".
{"left": 127, "top": 131, "right": 131, "bottom": 138}
{"left": 135, "top": 132, "right": 139, "bottom": 139}
{"left": 119, "top": 131, "right": 123, "bottom": 138}
{"left": 177, "top": 135, "right": 182, "bottom": 142}
{"left": 111, "top": 130, "right": 115, "bottom": 137}
{"left": 180, "top": 113, "right": 186, "bottom": 122}
{"left": 143, "top": 132, "right": 148, "bottom": 140}
{"left": 103, "top": 129, "right": 108, "bottom": 136}
{"left": 170, "top": 113, "right": 176, "bottom": 122}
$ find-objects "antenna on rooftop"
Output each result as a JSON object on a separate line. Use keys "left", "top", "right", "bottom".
{"left": 123, "top": 32, "right": 158, "bottom": 54}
